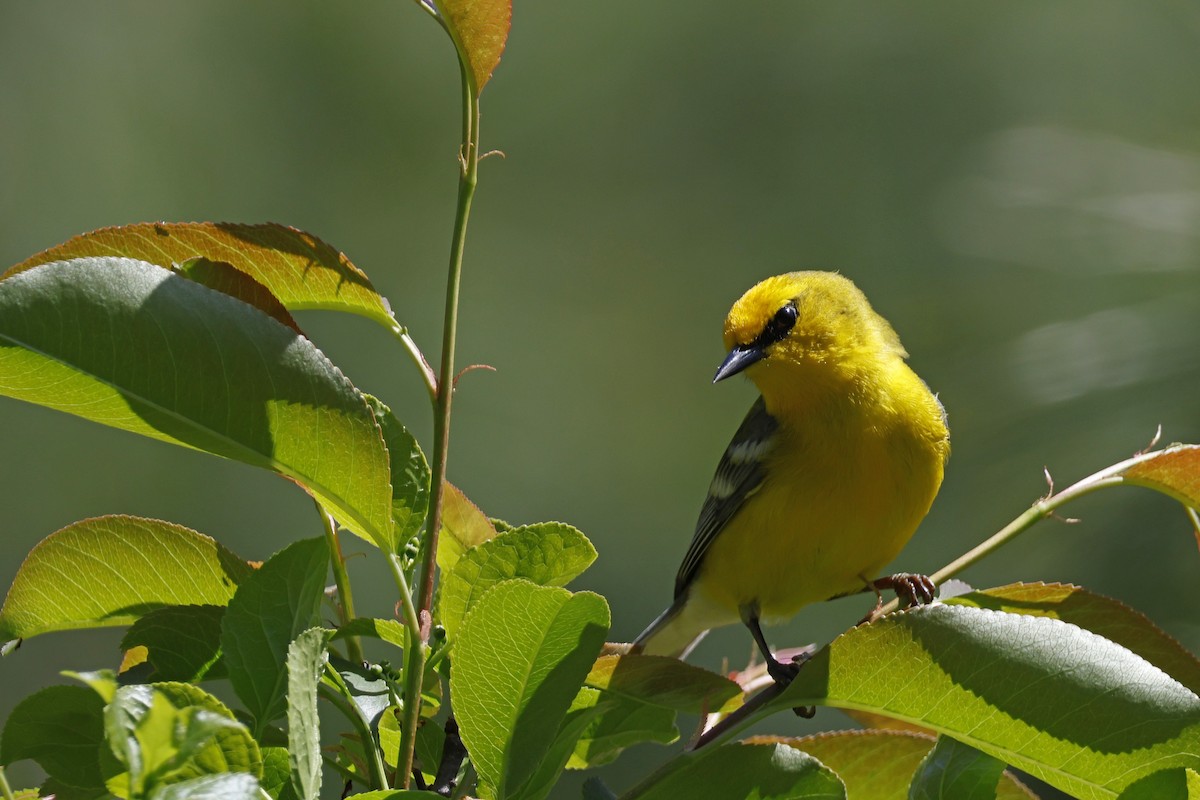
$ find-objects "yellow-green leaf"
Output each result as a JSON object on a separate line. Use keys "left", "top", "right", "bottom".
{"left": 0, "top": 516, "right": 249, "bottom": 642}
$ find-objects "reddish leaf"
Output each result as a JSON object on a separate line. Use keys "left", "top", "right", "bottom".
{"left": 439, "top": 0, "right": 511, "bottom": 92}
{"left": 1124, "top": 445, "right": 1200, "bottom": 510}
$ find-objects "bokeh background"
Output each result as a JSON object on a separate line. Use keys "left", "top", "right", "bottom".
{"left": 3, "top": 2, "right": 1199, "bottom": 797}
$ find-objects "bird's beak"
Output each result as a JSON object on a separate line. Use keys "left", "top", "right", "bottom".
{"left": 713, "top": 343, "right": 765, "bottom": 383}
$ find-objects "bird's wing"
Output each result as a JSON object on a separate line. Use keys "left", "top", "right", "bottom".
{"left": 674, "top": 396, "right": 779, "bottom": 598}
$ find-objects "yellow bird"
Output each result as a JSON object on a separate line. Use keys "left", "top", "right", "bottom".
{"left": 633, "top": 272, "right": 950, "bottom": 683}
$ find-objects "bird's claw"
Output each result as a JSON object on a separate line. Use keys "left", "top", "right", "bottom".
{"left": 764, "top": 652, "right": 816, "bottom": 718}
{"left": 876, "top": 572, "right": 937, "bottom": 608}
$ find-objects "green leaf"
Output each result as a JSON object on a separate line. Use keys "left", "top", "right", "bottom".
{"left": 771, "top": 603, "right": 1200, "bottom": 798}
{"left": 0, "top": 685, "right": 106, "bottom": 790}
{"left": 377, "top": 708, "right": 403, "bottom": 769}
{"left": 221, "top": 537, "right": 330, "bottom": 736}
{"left": 1118, "top": 766, "right": 1200, "bottom": 799}
{"left": 364, "top": 395, "right": 431, "bottom": 552}
{"left": 439, "top": 522, "right": 597, "bottom": 640}
{"left": 8, "top": 222, "right": 396, "bottom": 329}
{"left": 104, "top": 684, "right": 242, "bottom": 795}
{"left": 516, "top": 688, "right": 609, "bottom": 800}
{"left": 150, "top": 682, "right": 262, "bottom": 781}
{"left": 67, "top": 669, "right": 120, "bottom": 703}
{"left": 287, "top": 628, "right": 335, "bottom": 800}
{"left": 378, "top": 709, "right": 447, "bottom": 786}
{"left": 414, "top": 716, "right": 445, "bottom": 783}
{"left": 451, "top": 580, "right": 609, "bottom": 799}
{"left": 147, "top": 772, "right": 261, "bottom": 800}
{"left": 334, "top": 617, "right": 408, "bottom": 649}
{"left": 259, "top": 747, "right": 301, "bottom": 800}
{"left": 952, "top": 583, "right": 1200, "bottom": 693}
{"left": 121, "top": 605, "right": 227, "bottom": 681}
{"left": 585, "top": 653, "right": 742, "bottom": 714}
{"left": 435, "top": 482, "right": 497, "bottom": 574}
{"left": 763, "top": 731, "right": 1036, "bottom": 800}
{"left": 0, "top": 515, "right": 248, "bottom": 642}
{"left": 909, "top": 736, "right": 1007, "bottom": 800}
{"left": 435, "top": 0, "right": 512, "bottom": 93}
{"left": 624, "top": 741, "right": 846, "bottom": 800}
{"left": 568, "top": 689, "right": 677, "bottom": 769}
{"left": 0, "top": 257, "right": 394, "bottom": 547}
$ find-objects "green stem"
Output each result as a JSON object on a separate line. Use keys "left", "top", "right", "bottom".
{"left": 394, "top": 549, "right": 431, "bottom": 790}
{"left": 317, "top": 501, "right": 364, "bottom": 665}
{"left": 420, "top": 54, "right": 479, "bottom": 630}
{"left": 0, "top": 765, "right": 15, "bottom": 800}
{"left": 399, "top": 53, "right": 481, "bottom": 789}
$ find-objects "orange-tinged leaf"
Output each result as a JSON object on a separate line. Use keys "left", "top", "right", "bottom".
{"left": 175, "top": 257, "right": 301, "bottom": 333}
{"left": 839, "top": 709, "right": 933, "bottom": 736}
{"left": 751, "top": 731, "right": 1038, "bottom": 800}
{"left": 119, "top": 646, "right": 149, "bottom": 674}
{"left": 1124, "top": 444, "right": 1200, "bottom": 510}
{"left": 6, "top": 222, "right": 395, "bottom": 328}
{"left": 438, "top": 0, "right": 511, "bottom": 93}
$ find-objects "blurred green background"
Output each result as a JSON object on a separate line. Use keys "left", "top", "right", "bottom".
{"left": 2, "top": 2, "right": 1199, "bottom": 796}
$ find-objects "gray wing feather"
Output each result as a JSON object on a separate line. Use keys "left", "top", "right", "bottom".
{"left": 674, "top": 397, "right": 778, "bottom": 598}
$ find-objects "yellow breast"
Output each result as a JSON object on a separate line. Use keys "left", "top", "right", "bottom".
{"left": 692, "top": 360, "right": 947, "bottom": 620}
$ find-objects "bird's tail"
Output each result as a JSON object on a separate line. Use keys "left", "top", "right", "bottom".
{"left": 631, "top": 599, "right": 709, "bottom": 659}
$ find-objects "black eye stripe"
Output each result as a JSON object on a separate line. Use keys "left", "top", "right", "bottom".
{"left": 753, "top": 302, "right": 798, "bottom": 348}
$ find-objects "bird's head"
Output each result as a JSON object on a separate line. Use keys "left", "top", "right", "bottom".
{"left": 714, "top": 271, "right": 906, "bottom": 398}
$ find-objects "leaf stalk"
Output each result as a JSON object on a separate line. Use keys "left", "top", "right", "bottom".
{"left": 317, "top": 501, "right": 364, "bottom": 665}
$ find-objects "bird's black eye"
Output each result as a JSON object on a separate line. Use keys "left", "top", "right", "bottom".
{"left": 758, "top": 302, "right": 798, "bottom": 346}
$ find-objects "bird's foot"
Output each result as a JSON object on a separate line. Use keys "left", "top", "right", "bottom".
{"left": 877, "top": 572, "right": 937, "bottom": 607}
{"left": 766, "top": 655, "right": 800, "bottom": 685}
{"left": 858, "top": 573, "right": 937, "bottom": 625}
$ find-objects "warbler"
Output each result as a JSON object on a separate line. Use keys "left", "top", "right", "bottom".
{"left": 633, "top": 272, "right": 949, "bottom": 683}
